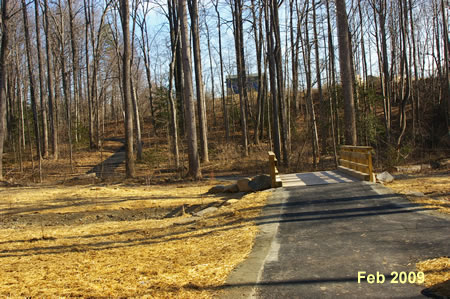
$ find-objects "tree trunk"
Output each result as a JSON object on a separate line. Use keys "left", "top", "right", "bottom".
{"left": 326, "top": 0, "right": 339, "bottom": 161}
{"left": 313, "top": 0, "right": 326, "bottom": 154}
{"left": 214, "top": 0, "right": 230, "bottom": 142}
{"left": 68, "top": 0, "right": 81, "bottom": 145}
{"left": 44, "top": 0, "right": 58, "bottom": 159}
{"left": 232, "top": 0, "right": 249, "bottom": 157}
{"left": 251, "top": 0, "right": 263, "bottom": 144}
{"left": 119, "top": 0, "right": 135, "bottom": 178}
{"left": 0, "top": 0, "right": 9, "bottom": 180}
{"left": 396, "top": 0, "right": 410, "bottom": 147}
{"left": 138, "top": 2, "right": 156, "bottom": 136}
{"left": 301, "top": 2, "right": 320, "bottom": 168}
{"left": 264, "top": 1, "right": 281, "bottom": 161}
{"left": 441, "top": 0, "right": 450, "bottom": 131}
{"left": 131, "top": 77, "right": 142, "bottom": 160}
{"left": 57, "top": 0, "right": 74, "bottom": 171}
{"left": 167, "top": 0, "right": 180, "bottom": 169}
{"left": 271, "top": 0, "right": 289, "bottom": 166}
{"left": 188, "top": 0, "right": 209, "bottom": 163}
{"left": 335, "top": 0, "right": 357, "bottom": 145}
{"left": 84, "top": 0, "right": 95, "bottom": 150}
{"left": 35, "top": 0, "right": 49, "bottom": 158}
{"left": 205, "top": 15, "right": 216, "bottom": 127}
{"left": 168, "top": 40, "right": 180, "bottom": 169}
{"left": 376, "top": 0, "right": 392, "bottom": 141}
{"left": 179, "top": 0, "right": 201, "bottom": 179}
{"left": 22, "top": 0, "right": 42, "bottom": 181}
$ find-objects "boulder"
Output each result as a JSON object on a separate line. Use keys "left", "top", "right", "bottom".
{"left": 376, "top": 171, "right": 394, "bottom": 183}
{"left": 223, "top": 184, "right": 239, "bottom": 193}
{"left": 208, "top": 185, "right": 226, "bottom": 194}
{"left": 194, "top": 207, "right": 218, "bottom": 217}
{"left": 248, "top": 174, "right": 272, "bottom": 191}
{"left": 237, "top": 178, "right": 253, "bottom": 192}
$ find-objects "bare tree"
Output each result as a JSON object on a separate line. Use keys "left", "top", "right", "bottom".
{"left": 441, "top": 0, "right": 449, "bottom": 130}
{"left": 231, "top": 0, "right": 249, "bottom": 156}
{"left": 84, "top": 0, "right": 95, "bottom": 149}
{"left": 188, "top": 0, "right": 209, "bottom": 163}
{"left": 179, "top": 0, "right": 201, "bottom": 179}
{"left": 0, "top": 0, "right": 10, "bottom": 180}
{"left": 68, "top": 0, "right": 81, "bottom": 144}
{"left": 213, "top": 0, "right": 230, "bottom": 141}
{"left": 54, "top": 0, "right": 74, "bottom": 170}
{"left": 43, "top": 0, "right": 58, "bottom": 159}
{"left": 22, "top": 0, "right": 43, "bottom": 181}
{"left": 371, "top": 0, "right": 392, "bottom": 141}
{"left": 35, "top": 0, "right": 49, "bottom": 158}
{"left": 119, "top": 0, "right": 135, "bottom": 178}
{"left": 137, "top": 1, "right": 156, "bottom": 136}
{"left": 335, "top": 0, "right": 357, "bottom": 145}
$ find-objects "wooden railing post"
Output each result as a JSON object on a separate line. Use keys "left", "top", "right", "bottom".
{"left": 367, "top": 150, "right": 374, "bottom": 182}
{"left": 268, "top": 151, "right": 282, "bottom": 188}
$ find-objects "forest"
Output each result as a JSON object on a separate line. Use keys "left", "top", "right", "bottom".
{"left": 0, "top": 0, "right": 448, "bottom": 182}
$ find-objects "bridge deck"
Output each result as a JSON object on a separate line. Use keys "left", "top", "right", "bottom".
{"left": 279, "top": 170, "right": 359, "bottom": 187}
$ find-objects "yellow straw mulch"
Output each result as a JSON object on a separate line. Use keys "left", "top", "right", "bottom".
{"left": 0, "top": 184, "right": 270, "bottom": 298}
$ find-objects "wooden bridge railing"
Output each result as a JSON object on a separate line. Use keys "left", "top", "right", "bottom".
{"left": 268, "top": 151, "right": 282, "bottom": 188}
{"left": 337, "top": 146, "right": 374, "bottom": 182}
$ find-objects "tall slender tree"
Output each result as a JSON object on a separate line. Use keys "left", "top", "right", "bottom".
{"left": 43, "top": 0, "right": 58, "bottom": 159}
{"left": 119, "top": 0, "right": 135, "bottom": 178}
{"left": 35, "top": 0, "right": 48, "bottom": 158}
{"left": 22, "top": 0, "right": 42, "bottom": 181}
{"left": 213, "top": 0, "right": 230, "bottom": 141}
{"left": 231, "top": 0, "right": 249, "bottom": 156}
{"left": 0, "top": 0, "right": 10, "bottom": 180}
{"left": 188, "top": 0, "right": 209, "bottom": 163}
{"left": 179, "top": 0, "right": 201, "bottom": 179}
{"left": 336, "top": 0, "right": 357, "bottom": 145}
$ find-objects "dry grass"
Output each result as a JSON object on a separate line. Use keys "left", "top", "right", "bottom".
{"left": 0, "top": 184, "right": 220, "bottom": 216}
{"left": 0, "top": 183, "right": 270, "bottom": 298}
{"left": 388, "top": 173, "right": 450, "bottom": 295}
{"left": 416, "top": 257, "right": 450, "bottom": 296}
{"left": 386, "top": 175, "right": 450, "bottom": 214}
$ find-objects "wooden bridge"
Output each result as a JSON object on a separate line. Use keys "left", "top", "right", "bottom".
{"left": 269, "top": 146, "right": 374, "bottom": 188}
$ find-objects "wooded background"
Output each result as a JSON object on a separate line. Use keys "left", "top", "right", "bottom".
{"left": 0, "top": 0, "right": 448, "bottom": 181}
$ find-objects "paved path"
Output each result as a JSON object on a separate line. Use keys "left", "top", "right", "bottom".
{"left": 222, "top": 181, "right": 450, "bottom": 298}
{"left": 280, "top": 170, "right": 358, "bottom": 187}
{"left": 88, "top": 138, "right": 125, "bottom": 178}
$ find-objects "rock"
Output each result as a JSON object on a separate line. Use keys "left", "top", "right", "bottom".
{"left": 248, "top": 175, "right": 272, "bottom": 191}
{"left": 394, "top": 164, "right": 431, "bottom": 173}
{"left": 376, "top": 171, "right": 394, "bottom": 183}
{"left": 75, "top": 173, "right": 97, "bottom": 180}
{"left": 224, "top": 199, "right": 240, "bottom": 206}
{"left": 208, "top": 185, "right": 226, "bottom": 194}
{"left": 223, "top": 184, "right": 239, "bottom": 193}
{"left": 237, "top": 178, "right": 253, "bottom": 192}
{"left": 173, "top": 216, "right": 201, "bottom": 225}
{"left": 193, "top": 207, "right": 218, "bottom": 217}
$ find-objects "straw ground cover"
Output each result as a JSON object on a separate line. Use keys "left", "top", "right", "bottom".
{"left": 387, "top": 172, "right": 449, "bottom": 295}
{"left": 0, "top": 183, "right": 270, "bottom": 297}
{"left": 386, "top": 174, "right": 450, "bottom": 214}
{"left": 416, "top": 257, "right": 450, "bottom": 296}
